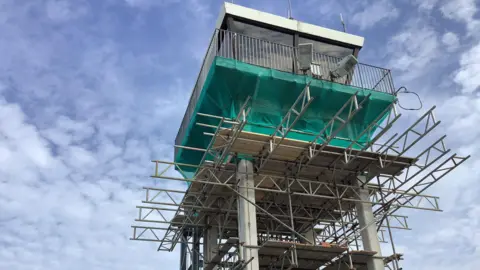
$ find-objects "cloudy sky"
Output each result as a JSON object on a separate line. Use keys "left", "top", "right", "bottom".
{"left": 0, "top": 0, "right": 479, "bottom": 269}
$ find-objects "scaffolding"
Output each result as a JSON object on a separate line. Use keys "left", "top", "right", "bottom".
{"left": 130, "top": 85, "right": 469, "bottom": 269}
{"left": 129, "top": 3, "right": 469, "bottom": 269}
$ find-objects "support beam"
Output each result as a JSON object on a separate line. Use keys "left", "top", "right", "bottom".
{"left": 236, "top": 159, "right": 259, "bottom": 270}
{"left": 355, "top": 176, "right": 383, "bottom": 270}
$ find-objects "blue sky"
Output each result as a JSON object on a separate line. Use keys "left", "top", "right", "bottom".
{"left": 0, "top": 0, "right": 479, "bottom": 269}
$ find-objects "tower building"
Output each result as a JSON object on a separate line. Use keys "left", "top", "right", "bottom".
{"left": 131, "top": 3, "right": 469, "bottom": 270}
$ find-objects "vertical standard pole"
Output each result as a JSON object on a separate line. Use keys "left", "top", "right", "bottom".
{"left": 204, "top": 216, "right": 219, "bottom": 270}
{"left": 355, "top": 176, "right": 384, "bottom": 270}
{"left": 236, "top": 159, "right": 259, "bottom": 270}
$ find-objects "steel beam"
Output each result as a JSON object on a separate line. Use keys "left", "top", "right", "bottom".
{"left": 255, "top": 82, "right": 314, "bottom": 172}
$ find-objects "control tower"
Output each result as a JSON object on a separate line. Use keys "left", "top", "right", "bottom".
{"left": 131, "top": 3, "right": 469, "bottom": 270}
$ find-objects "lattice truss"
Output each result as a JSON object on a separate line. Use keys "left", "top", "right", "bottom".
{"left": 130, "top": 85, "right": 469, "bottom": 270}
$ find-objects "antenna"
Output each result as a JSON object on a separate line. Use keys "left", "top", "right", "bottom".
{"left": 340, "top": 13, "right": 347, "bottom": 32}
{"left": 287, "top": 0, "right": 293, "bottom": 19}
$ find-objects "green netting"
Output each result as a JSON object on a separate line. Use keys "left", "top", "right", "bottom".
{"left": 176, "top": 57, "right": 396, "bottom": 179}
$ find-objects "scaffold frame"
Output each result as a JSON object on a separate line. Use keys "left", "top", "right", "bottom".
{"left": 131, "top": 84, "right": 469, "bottom": 270}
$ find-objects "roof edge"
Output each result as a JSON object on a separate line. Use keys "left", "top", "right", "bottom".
{"left": 215, "top": 2, "right": 364, "bottom": 48}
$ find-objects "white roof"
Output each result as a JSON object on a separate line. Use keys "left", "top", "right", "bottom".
{"left": 215, "top": 2, "right": 364, "bottom": 48}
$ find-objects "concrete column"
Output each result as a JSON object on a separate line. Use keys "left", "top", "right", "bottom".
{"left": 300, "top": 224, "right": 317, "bottom": 245}
{"left": 204, "top": 216, "right": 219, "bottom": 270}
{"left": 236, "top": 159, "right": 259, "bottom": 270}
{"left": 301, "top": 224, "right": 316, "bottom": 245}
{"left": 355, "top": 176, "right": 384, "bottom": 270}
{"left": 192, "top": 228, "right": 200, "bottom": 270}
{"left": 180, "top": 231, "right": 187, "bottom": 270}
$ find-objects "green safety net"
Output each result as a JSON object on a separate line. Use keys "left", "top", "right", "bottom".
{"left": 176, "top": 57, "right": 396, "bottom": 179}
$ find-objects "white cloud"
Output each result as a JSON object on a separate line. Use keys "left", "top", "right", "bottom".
{"left": 468, "top": 20, "right": 480, "bottom": 36}
{"left": 414, "top": 0, "right": 439, "bottom": 10}
{"left": 387, "top": 20, "right": 439, "bottom": 80}
{"left": 45, "top": 0, "right": 89, "bottom": 22}
{"left": 437, "top": 95, "right": 480, "bottom": 143}
{"left": 439, "top": 0, "right": 479, "bottom": 36}
{"left": 453, "top": 42, "right": 480, "bottom": 93}
{"left": 300, "top": 0, "right": 355, "bottom": 24}
{"left": 0, "top": 99, "right": 55, "bottom": 169}
{"left": 124, "top": 0, "right": 180, "bottom": 9}
{"left": 351, "top": 0, "right": 399, "bottom": 30}
{"left": 440, "top": 0, "right": 477, "bottom": 22}
{"left": 442, "top": 31, "right": 460, "bottom": 52}
{"left": 0, "top": 0, "right": 197, "bottom": 269}
{"left": 0, "top": 92, "right": 178, "bottom": 270}
{"left": 43, "top": 115, "right": 95, "bottom": 147}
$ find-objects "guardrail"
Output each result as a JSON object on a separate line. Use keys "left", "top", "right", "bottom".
{"left": 175, "top": 29, "right": 395, "bottom": 155}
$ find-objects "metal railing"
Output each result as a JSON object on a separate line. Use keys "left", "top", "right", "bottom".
{"left": 310, "top": 54, "right": 394, "bottom": 93}
{"left": 175, "top": 29, "right": 395, "bottom": 153}
{"left": 216, "top": 29, "right": 296, "bottom": 73}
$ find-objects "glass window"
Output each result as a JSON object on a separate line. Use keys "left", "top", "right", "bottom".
{"left": 298, "top": 37, "right": 354, "bottom": 58}
{"left": 231, "top": 20, "right": 293, "bottom": 46}
{"left": 227, "top": 20, "right": 295, "bottom": 72}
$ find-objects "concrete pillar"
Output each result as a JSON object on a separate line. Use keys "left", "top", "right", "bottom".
{"left": 301, "top": 224, "right": 316, "bottom": 245}
{"left": 323, "top": 264, "right": 351, "bottom": 270}
{"left": 180, "top": 231, "right": 187, "bottom": 270}
{"left": 192, "top": 228, "right": 200, "bottom": 270}
{"left": 355, "top": 176, "right": 384, "bottom": 270}
{"left": 236, "top": 159, "right": 259, "bottom": 270}
{"left": 204, "top": 216, "right": 219, "bottom": 270}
